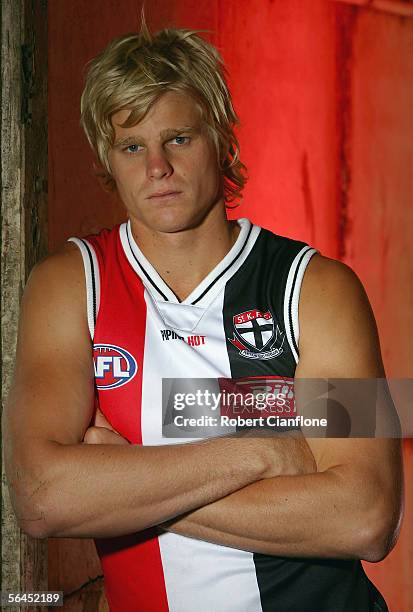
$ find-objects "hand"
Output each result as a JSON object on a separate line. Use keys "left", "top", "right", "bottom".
{"left": 271, "top": 432, "right": 317, "bottom": 477}
{"left": 83, "top": 407, "right": 129, "bottom": 445}
{"left": 236, "top": 429, "right": 316, "bottom": 478}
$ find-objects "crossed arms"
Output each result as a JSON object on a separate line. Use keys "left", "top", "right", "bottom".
{"left": 3, "top": 245, "right": 403, "bottom": 562}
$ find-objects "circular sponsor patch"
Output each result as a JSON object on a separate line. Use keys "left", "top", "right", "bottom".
{"left": 93, "top": 344, "right": 138, "bottom": 390}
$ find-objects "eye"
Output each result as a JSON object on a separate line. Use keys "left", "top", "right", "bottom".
{"left": 123, "top": 143, "right": 143, "bottom": 154}
{"left": 169, "top": 136, "right": 190, "bottom": 146}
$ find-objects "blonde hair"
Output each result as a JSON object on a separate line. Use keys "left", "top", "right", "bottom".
{"left": 80, "top": 25, "right": 247, "bottom": 203}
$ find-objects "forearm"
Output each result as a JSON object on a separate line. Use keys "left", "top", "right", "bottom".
{"left": 9, "top": 437, "right": 270, "bottom": 539}
{"left": 163, "top": 464, "right": 400, "bottom": 561}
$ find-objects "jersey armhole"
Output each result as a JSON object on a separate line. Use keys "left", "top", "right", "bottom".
{"left": 68, "top": 237, "right": 100, "bottom": 339}
{"left": 283, "top": 246, "right": 318, "bottom": 364}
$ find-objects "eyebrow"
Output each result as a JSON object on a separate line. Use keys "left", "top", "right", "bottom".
{"left": 113, "top": 126, "right": 199, "bottom": 148}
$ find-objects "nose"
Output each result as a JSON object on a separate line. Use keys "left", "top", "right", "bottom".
{"left": 146, "top": 148, "right": 173, "bottom": 180}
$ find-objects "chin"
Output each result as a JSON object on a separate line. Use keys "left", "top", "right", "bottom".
{"left": 147, "top": 206, "right": 215, "bottom": 235}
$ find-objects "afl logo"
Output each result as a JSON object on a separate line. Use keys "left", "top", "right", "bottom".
{"left": 93, "top": 344, "right": 138, "bottom": 390}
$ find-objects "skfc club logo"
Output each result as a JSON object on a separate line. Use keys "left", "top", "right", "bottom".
{"left": 228, "top": 309, "right": 285, "bottom": 360}
{"left": 93, "top": 344, "right": 138, "bottom": 390}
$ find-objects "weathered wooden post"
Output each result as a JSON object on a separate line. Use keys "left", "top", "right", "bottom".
{"left": 1, "top": 1, "right": 48, "bottom": 610}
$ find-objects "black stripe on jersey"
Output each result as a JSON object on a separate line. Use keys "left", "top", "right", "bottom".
{"left": 191, "top": 223, "right": 253, "bottom": 305}
{"left": 288, "top": 246, "right": 312, "bottom": 357}
{"left": 222, "top": 229, "right": 385, "bottom": 611}
{"left": 80, "top": 238, "right": 97, "bottom": 326}
{"left": 126, "top": 224, "right": 169, "bottom": 301}
{"left": 222, "top": 230, "right": 298, "bottom": 379}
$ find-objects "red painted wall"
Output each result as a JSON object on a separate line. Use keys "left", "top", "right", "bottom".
{"left": 342, "top": 9, "right": 413, "bottom": 610}
{"left": 48, "top": 1, "right": 413, "bottom": 610}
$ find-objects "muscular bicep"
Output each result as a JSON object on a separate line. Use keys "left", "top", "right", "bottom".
{"left": 4, "top": 245, "right": 94, "bottom": 454}
{"left": 295, "top": 255, "right": 401, "bottom": 479}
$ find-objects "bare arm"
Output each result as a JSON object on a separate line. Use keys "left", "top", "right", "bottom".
{"left": 154, "top": 256, "right": 403, "bottom": 561}
{"left": 3, "top": 246, "right": 315, "bottom": 539}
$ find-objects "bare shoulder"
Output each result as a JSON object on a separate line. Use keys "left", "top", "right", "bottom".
{"left": 300, "top": 253, "right": 368, "bottom": 304}
{"left": 297, "top": 254, "right": 384, "bottom": 377}
{"left": 25, "top": 242, "right": 84, "bottom": 301}
{"left": 5, "top": 243, "right": 94, "bottom": 457}
{"left": 22, "top": 242, "right": 87, "bottom": 327}
{"left": 19, "top": 242, "right": 89, "bottom": 359}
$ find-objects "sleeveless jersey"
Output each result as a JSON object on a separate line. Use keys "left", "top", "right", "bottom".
{"left": 70, "top": 218, "right": 387, "bottom": 612}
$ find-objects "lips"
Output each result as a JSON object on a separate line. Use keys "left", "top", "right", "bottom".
{"left": 147, "top": 190, "right": 181, "bottom": 199}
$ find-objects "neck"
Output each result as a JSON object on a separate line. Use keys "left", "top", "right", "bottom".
{"left": 129, "top": 205, "right": 240, "bottom": 301}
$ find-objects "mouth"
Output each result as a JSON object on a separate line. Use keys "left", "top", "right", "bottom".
{"left": 147, "top": 190, "right": 182, "bottom": 200}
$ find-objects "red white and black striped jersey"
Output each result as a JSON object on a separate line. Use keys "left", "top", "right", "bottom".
{"left": 70, "top": 218, "right": 387, "bottom": 612}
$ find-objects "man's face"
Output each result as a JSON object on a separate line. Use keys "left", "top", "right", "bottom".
{"left": 108, "top": 91, "right": 223, "bottom": 234}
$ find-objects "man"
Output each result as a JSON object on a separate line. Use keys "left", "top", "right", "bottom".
{"left": 4, "top": 24, "right": 402, "bottom": 612}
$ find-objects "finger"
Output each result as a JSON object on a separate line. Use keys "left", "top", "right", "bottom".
{"left": 94, "top": 407, "right": 115, "bottom": 431}
{"left": 83, "top": 426, "right": 129, "bottom": 445}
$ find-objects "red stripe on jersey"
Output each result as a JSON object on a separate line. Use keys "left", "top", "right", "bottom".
{"left": 96, "top": 533, "right": 169, "bottom": 612}
{"left": 86, "top": 227, "right": 169, "bottom": 612}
